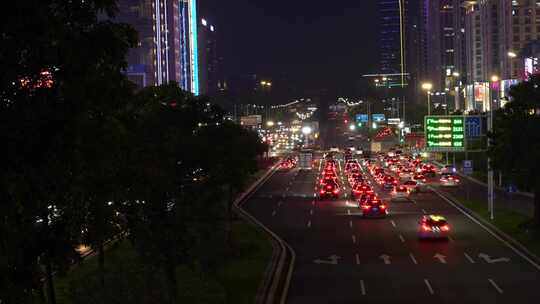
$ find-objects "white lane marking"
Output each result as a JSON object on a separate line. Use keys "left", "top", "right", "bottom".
{"left": 432, "top": 187, "right": 540, "bottom": 272}
{"left": 360, "top": 280, "right": 366, "bottom": 296}
{"left": 352, "top": 235, "right": 357, "bottom": 244}
{"left": 421, "top": 208, "right": 427, "bottom": 214}
{"left": 355, "top": 253, "right": 360, "bottom": 265}
{"left": 488, "top": 279, "right": 504, "bottom": 294}
{"left": 307, "top": 221, "right": 311, "bottom": 228}
{"left": 349, "top": 220, "right": 353, "bottom": 228}
{"left": 398, "top": 234, "right": 405, "bottom": 243}
{"left": 409, "top": 253, "right": 418, "bottom": 264}
{"left": 424, "top": 279, "right": 434, "bottom": 295}
{"left": 312, "top": 200, "right": 315, "bottom": 206}
{"left": 310, "top": 209, "right": 314, "bottom": 215}
{"left": 348, "top": 209, "right": 351, "bottom": 215}
{"left": 390, "top": 220, "right": 397, "bottom": 228}
{"left": 272, "top": 210, "right": 277, "bottom": 217}
{"left": 464, "top": 253, "right": 476, "bottom": 264}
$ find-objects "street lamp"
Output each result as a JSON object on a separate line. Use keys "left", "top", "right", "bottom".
{"left": 422, "top": 82, "right": 433, "bottom": 115}
{"left": 487, "top": 74, "right": 499, "bottom": 220}
{"left": 349, "top": 124, "right": 356, "bottom": 131}
{"left": 266, "top": 121, "right": 275, "bottom": 127}
{"left": 302, "top": 126, "right": 312, "bottom": 148}
{"left": 508, "top": 51, "right": 517, "bottom": 58}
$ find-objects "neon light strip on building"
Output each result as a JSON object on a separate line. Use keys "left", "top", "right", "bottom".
{"left": 188, "top": 0, "right": 199, "bottom": 95}
{"left": 179, "top": 1, "right": 189, "bottom": 90}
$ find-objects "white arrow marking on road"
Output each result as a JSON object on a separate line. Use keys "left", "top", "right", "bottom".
{"left": 464, "top": 253, "right": 476, "bottom": 264}
{"left": 355, "top": 253, "right": 360, "bottom": 265}
{"left": 307, "top": 221, "right": 311, "bottom": 228}
{"left": 313, "top": 255, "right": 341, "bottom": 265}
{"left": 352, "top": 235, "right": 356, "bottom": 244}
{"left": 434, "top": 253, "right": 447, "bottom": 264}
{"left": 424, "top": 279, "right": 434, "bottom": 295}
{"left": 380, "top": 254, "right": 391, "bottom": 265}
{"left": 409, "top": 253, "right": 418, "bottom": 264}
{"left": 390, "top": 220, "right": 397, "bottom": 228}
{"left": 478, "top": 253, "right": 511, "bottom": 264}
{"left": 398, "top": 234, "right": 405, "bottom": 243}
{"left": 360, "top": 280, "right": 366, "bottom": 296}
{"left": 488, "top": 279, "right": 504, "bottom": 294}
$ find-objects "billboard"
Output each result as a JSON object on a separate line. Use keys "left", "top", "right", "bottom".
{"left": 356, "top": 114, "right": 369, "bottom": 123}
{"left": 240, "top": 115, "right": 262, "bottom": 126}
{"left": 425, "top": 116, "right": 465, "bottom": 152}
{"left": 372, "top": 114, "right": 386, "bottom": 122}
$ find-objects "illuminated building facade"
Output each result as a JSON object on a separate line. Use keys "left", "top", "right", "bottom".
{"left": 379, "top": 0, "right": 409, "bottom": 88}
{"left": 117, "top": 0, "right": 200, "bottom": 95}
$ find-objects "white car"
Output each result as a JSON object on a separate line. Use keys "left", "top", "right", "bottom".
{"left": 391, "top": 186, "right": 410, "bottom": 201}
{"left": 440, "top": 174, "right": 460, "bottom": 187}
{"left": 441, "top": 165, "right": 457, "bottom": 174}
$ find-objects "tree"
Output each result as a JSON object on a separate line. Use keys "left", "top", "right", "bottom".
{"left": 489, "top": 74, "right": 540, "bottom": 226}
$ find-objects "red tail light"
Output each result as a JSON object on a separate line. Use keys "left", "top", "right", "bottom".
{"left": 362, "top": 205, "right": 370, "bottom": 210}
{"left": 320, "top": 190, "right": 325, "bottom": 194}
{"left": 333, "top": 189, "right": 339, "bottom": 194}
{"left": 422, "top": 224, "right": 432, "bottom": 231}
{"left": 441, "top": 225, "right": 450, "bottom": 231}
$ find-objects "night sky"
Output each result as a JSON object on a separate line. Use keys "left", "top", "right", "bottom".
{"left": 201, "top": 0, "right": 379, "bottom": 100}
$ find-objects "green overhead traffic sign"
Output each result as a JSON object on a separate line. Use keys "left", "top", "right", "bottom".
{"left": 424, "top": 116, "right": 466, "bottom": 152}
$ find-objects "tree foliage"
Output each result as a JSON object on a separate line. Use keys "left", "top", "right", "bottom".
{"left": 489, "top": 74, "right": 540, "bottom": 225}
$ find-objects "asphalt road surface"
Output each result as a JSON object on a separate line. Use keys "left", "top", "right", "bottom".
{"left": 243, "top": 155, "right": 540, "bottom": 303}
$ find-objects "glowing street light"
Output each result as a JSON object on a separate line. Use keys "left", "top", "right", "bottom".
{"left": 508, "top": 51, "right": 517, "bottom": 58}
{"left": 491, "top": 75, "right": 499, "bottom": 82}
{"left": 422, "top": 82, "right": 433, "bottom": 115}
{"left": 266, "top": 121, "right": 275, "bottom": 127}
{"left": 302, "top": 126, "right": 312, "bottom": 135}
{"left": 349, "top": 124, "right": 356, "bottom": 131}
{"left": 452, "top": 72, "right": 460, "bottom": 77}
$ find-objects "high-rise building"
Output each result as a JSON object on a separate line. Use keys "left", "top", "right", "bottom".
{"left": 378, "top": 0, "right": 409, "bottom": 88}
{"left": 116, "top": 0, "right": 201, "bottom": 95}
{"left": 424, "top": 0, "right": 466, "bottom": 91}
{"left": 198, "top": 17, "right": 219, "bottom": 96}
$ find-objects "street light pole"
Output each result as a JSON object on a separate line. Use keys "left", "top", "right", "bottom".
{"left": 487, "top": 75, "right": 498, "bottom": 220}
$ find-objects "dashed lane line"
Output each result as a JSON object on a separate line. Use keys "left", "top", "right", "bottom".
{"left": 307, "top": 220, "right": 311, "bottom": 228}
{"left": 352, "top": 235, "right": 357, "bottom": 244}
{"left": 360, "top": 280, "right": 366, "bottom": 296}
{"left": 390, "top": 220, "right": 397, "bottom": 228}
{"left": 409, "top": 253, "right": 418, "bottom": 264}
{"left": 356, "top": 253, "right": 360, "bottom": 265}
{"left": 399, "top": 234, "right": 405, "bottom": 243}
{"left": 272, "top": 210, "right": 277, "bottom": 217}
{"left": 349, "top": 220, "right": 353, "bottom": 228}
{"left": 464, "top": 253, "right": 476, "bottom": 264}
{"left": 424, "top": 279, "right": 434, "bottom": 295}
{"left": 421, "top": 209, "right": 427, "bottom": 214}
{"left": 488, "top": 279, "right": 504, "bottom": 294}
{"left": 310, "top": 209, "right": 314, "bottom": 215}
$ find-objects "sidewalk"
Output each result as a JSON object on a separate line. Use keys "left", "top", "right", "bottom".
{"left": 431, "top": 160, "right": 535, "bottom": 218}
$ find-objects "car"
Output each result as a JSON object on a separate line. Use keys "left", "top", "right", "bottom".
{"left": 399, "top": 169, "right": 413, "bottom": 180}
{"left": 391, "top": 185, "right": 410, "bottom": 201}
{"left": 419, "top": 215, "right": 450, "bottom": 239}
{"left": 351, "top": 184, "right": 373, "bottom": 198}
{"left": 440, "top": 173, "right": 460, "bottom": 187}
{"left": 441, "top": 165, "right": 457, "bottom": 174}
{"left": 421, "top": 164, "right": 437, "bottom": 176}
{"left": 412, "top": 173, "right": 427, "bottom": 183}
{"left": 361, "top": 199, "right": 388, "bottom": 218}
{"left": 402, "top": 180, "right": 419, "bottom": 193}
{"left": 319, "top": 181, "right": 340, "bottom": 198}
{"left": 383, "top": 176, "right": 398, "bottom": 190}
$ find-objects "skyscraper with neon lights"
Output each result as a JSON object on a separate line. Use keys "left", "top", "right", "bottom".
{"left": 117, "top": 0, "right": 200, "bottom": 95}
{"left": 378, "top": 0, "right": 409, "bottom": 88}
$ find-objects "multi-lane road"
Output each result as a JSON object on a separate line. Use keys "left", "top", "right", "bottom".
{"left": 243, "top": 154, "right": 540, "bottom": 303}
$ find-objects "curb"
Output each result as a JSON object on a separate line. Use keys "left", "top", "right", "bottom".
{"left": 429, "top": 185, "right": 540, "bottom": 271}
{"left": 233, "top": 163, "right": 296, "bottom": 304}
